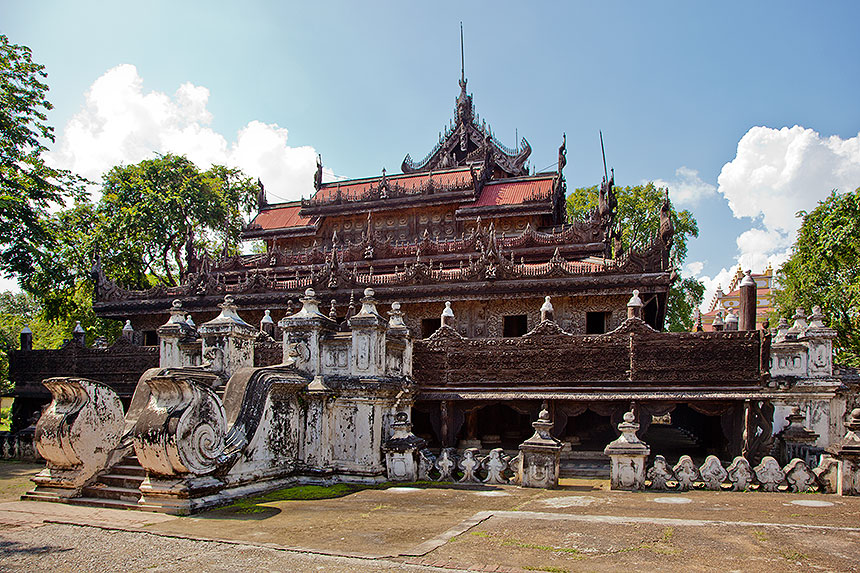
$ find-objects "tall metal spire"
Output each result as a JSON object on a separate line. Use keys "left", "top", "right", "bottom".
{"left": 460, "top": 22, "right": 465, "bottom": 84}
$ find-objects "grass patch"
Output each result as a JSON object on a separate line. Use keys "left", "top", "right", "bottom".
{"left": 502, "top": 538, "right": 582, "bottom": 557}
{"left": 469, "top": 531, "right": 490, "bottom": 538}
{"left": 221, "top": 480, "right": 462, "bottom": 514}
{"left": 524, "top": 567, "right": 568, "bottom": 573}
{"left": 661, "top": 527, "right": 674, "bottom": 542}
{"left": 751, "top": 529, "right": 768, "bottom": 542}
{"left": 782, "top": 550, "right": 807, "bottom": 562}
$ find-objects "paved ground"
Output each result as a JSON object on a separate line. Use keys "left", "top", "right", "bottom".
{"left": 2, "top": 461, "right": 859, "bottom": 572}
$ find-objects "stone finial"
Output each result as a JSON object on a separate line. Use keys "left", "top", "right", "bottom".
{"left": 788, "top": 307, "right": 808, "bottom": 335}
{"left": 292, "top": 288, "right": 326, "bottom": 319}
{"left": 780, "top": 406, "right": 819, "bottom": 445}
{"left": 388, "top": 301, "right": 407, "bottom": 330}
{"left": 725, "top": 309, "right": 739, "bottom": 331}
{"left": 775, "top": 316, "right": 789, "bottom": 341}
{"left": 809, "top": 305, "right": 826, "bottom": 329}
{"left": 20, "top": 325, "right": 33, "bottom": 350}
{"left": 209, "top": 294, "right": 252, "bottom": 327}
{"left": 260, "top": 309, "right": 275, "bottom": 338}
{"left": 121, "top": 320, "right": 134, "bottom": 342}
{"left": 540, "top": 296, "right": 554, "bottom": 322}
{"left": 712, "top": 310, "right": 725, "bottom": 331}
{"left": 627, "top": 289, "right": 643, "bottom": 320}
{"left": 441, "top": 301, "right": 455, "bottom": 327}
{"left": 740, "top": 270, "right": 756, "bottom": 288}
{"left": 167, "top": 299, "right": 186, "bottom": 324}
{"left": 261, "top": 309, "right": 274, "bottom": 325}
{"left": 356, "top": 287, "right": 380, "bottom": 317}
{"left": 72, "top": 321, "right": 86, "bottom": 345}
{"left": 604, "top": 409, "right": 650, "bottom": 491}
{"left": 329, "top": 300, "right": 337, "bottom": 321}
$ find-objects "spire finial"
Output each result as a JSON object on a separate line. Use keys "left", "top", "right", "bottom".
{"left": 460, "top": 22, "right": 465, "bottom": 85}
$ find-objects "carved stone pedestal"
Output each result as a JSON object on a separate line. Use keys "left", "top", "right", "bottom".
{"left": 518, "top": 406, "right": 562, "bottom": 488}
{"left": 837, "top": 408, "right": 860, "bottom": 496}
{"left": 383, "top": 411, "right": 426, "bottom": 482}
{"left": 604, "top": 411, "right": 651, "bottom": 491}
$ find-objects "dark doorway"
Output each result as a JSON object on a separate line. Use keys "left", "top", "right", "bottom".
{"left": 641, "top": 404, "right": 728, "bottom": 464}
{"left": 561, "top": 409, "right": 616, "bottom": 450}
{"left": 474, "top": 404, "right": 533, "bottom": 448}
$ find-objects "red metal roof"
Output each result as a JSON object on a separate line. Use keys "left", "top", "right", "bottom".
{"left": 466, "top": 177, "right": 554, "bottom": 208}
{"left": 313, "top": 168, "right": 472, "bottom": 202}
{"left": 250, "top": 203, "right": 313, "bottom": 231}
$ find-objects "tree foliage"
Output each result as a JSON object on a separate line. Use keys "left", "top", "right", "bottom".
{"left": 567, "top": 182, "right": 702, "bottom": 331}
{"left": 775, "top": 188, "right": 860, "bottom": 366}
{"left": 0, "top": 35, "right": 86, "bottom": 284}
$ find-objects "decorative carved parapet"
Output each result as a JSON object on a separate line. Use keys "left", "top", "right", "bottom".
{"left": 280, "top": 288, "right": 337, "bottom": 375}
{"left": 641, "top": 453, "right": 833, "bottom": 493}
{"left": 132, "top": 371, "right": 227, "bottom": 476}
{"left": 31, "top": 377, "right": 125, "bottom": 496}
{"left": 771, "top": 306, "right": 837, "bottom": 381}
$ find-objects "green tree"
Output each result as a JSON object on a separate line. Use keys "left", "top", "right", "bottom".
{"left": 0, "top": 35, "right": 86, "bottom": 285}
{"left": 97, "top": 154, "right": 258, "bottom": 288}
{"left": 775, "top": 188, "right": 860, "bottom": 366}
{"left": 567, "top": 182, "right": 702, "bottom": 331}
{"left": 19, "top": 155, "right": 259, "bottom": 335}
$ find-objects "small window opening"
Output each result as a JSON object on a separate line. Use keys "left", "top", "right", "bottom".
{"left": 586, "top": 312, "right": 609, "bottom": 334}
{"left": 503, "top": 315, "right": 529, "bottom": 337}
{"left": 421, "top": 317, "right": 441, "bottom": 338}
{"left": 143, "top": 330, "right": 159, "bottom": 346}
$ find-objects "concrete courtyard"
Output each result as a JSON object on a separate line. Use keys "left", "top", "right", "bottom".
{"left": 1, "top": 461, "right": 859, "bottom": 572}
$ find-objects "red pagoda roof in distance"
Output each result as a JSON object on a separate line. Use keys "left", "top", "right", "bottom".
{"left": 313, "top": 167, "right": 472, "bottom": 202}
{"left": 250, "top": 201, "right": 314, "bottom": 231}
{"left": 466, "top": 175, "right": 554, "bottom": 207}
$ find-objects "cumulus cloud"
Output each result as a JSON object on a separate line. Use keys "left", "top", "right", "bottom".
{"left": 682, "top": 260, "right": 704, "bottom": 278}
{"left": 698, "top": 266, "right": 737, "bottom": 312}
{"left": 652, "top": 166, "right": 716, "bottom": 207}
{"left": 47, "top": 64, "right": 326, "bottom": 202}
{"left": 718, "top": 125, "right": 860, "bottom": 233}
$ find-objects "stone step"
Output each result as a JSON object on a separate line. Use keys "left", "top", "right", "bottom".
{"left": 66, "top": 496, "right": 141, "bottom": 511}
{"left": 98, "top": 473, "right": 145, "bottom": 489}
{"left": 80, "top": 484, "right": 142, "bottom": 503}
{"left": 111, "top": 462, "right": 147, "bottom": 476}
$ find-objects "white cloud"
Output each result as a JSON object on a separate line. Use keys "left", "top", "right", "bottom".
{"left": 718, "top": 126, "right": 860, "bottom": 234}
{"left": 682, "top": 260, "right": 704, "bottom": 278}
{"left": 693, "top": 125, "right": 860, "bottom": 298}
{"left": 652, "top": 166, "right": 716, "bottom": 207}
{"left": 697, "top": 267, "right": 736, "bottom": 313}
{"left": 47, "top": 64, "right": 325, "bottom": 203}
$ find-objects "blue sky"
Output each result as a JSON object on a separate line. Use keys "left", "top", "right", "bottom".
{"left": 4, "top": 1, "right": 860, "bottom": 305}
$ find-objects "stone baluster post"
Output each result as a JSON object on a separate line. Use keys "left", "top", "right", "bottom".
{"left": 604, "top": 410, "right": 651, "bottom": 491}
{"left": 441, "top": 301, "right": 455, "bottom": 328}
{"left": 627, "top": 290, "right": 643, "bottom": 320}
{"left": 805, "top": 306, "right": 836, "bottom": 378}
{"left": 540, "top": 296, "right": 554, "bottom": 322}
{"left": 382, "top": 411, "right": 426, "bottom": 482}
{"left": 725, "top": 309, "right": 739, "bottom": 331}
{"left": 158, "top": 300, "right": 198, "bottom": 368}
{"left": 260, "top": 309, "right": 275, "bottom": 339}
{"left": 518, "top": 404, "right": 563, "bottom": 488}
{"left": 19, "top": 326, "right": 32, "bottom": 351}
{"left": 198, "top": 295, "right": 257, "bottom": 383}
{"left": 280, "top": 288, "right": 337, "bottom": 375}
{"left": 121, "top": 320, "right": 135, "bottom": 342}
{"left": 837, "top": 408, "right": 860, "bottom": 496}
{"left": 72, "top": 321, "right": 86, "bottom": 345}
{"left": 739, "top": 270, "right": 757, "bottom": 331}
{"left": 348, "top": 288, "right": 387, "bottom": 377}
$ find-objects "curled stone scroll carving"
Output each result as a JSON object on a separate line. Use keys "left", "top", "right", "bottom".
{"left": 32, "top": 377, "right": 125, "bottom": 494}
{"left": 133, "top": 373, "right": 227, "bottom": 476}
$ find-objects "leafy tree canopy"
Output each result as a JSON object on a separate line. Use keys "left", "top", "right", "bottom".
{"left": 20, "top": 154, "right": 259, "bottom": 332}
{"left": 0, "top": 35, "right": 86, "bottom": 283}
{"left": 775, "top": 188, "right": 860, "bottom": 366}
{"left": 567, "top": 182, "right": 702, "bottom": 331}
